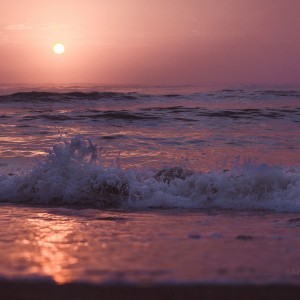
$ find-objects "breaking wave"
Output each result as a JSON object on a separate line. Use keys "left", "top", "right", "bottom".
{"left": 0, "top": 136, "right": 299, "bottom": 212}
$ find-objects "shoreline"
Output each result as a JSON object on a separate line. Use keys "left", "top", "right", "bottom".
{"left": 0, "top": 280, "right": 300, "bottom": 300}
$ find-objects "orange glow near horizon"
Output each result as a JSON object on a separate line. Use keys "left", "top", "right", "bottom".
{"left": 0, "top": 0, "right": 299, "bottom": 85}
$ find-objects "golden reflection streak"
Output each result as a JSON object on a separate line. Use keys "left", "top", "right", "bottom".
{"left": 26, "top": 214, "right": 81, "bottom": 284}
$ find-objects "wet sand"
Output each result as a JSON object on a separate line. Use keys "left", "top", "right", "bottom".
{"left": 0, "top": 280, "right": 300, "bottom": 300}
{"left": 0, "top": 204, "right": 299, "bottom": 299}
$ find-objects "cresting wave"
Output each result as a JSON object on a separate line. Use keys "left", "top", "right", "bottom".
{"left": 0, "top": 136, "right": 299, "bottom": 212}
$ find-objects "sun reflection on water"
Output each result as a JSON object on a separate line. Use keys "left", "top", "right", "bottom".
{"left": 24, "top": 214, "right": 82, "bottom": 284}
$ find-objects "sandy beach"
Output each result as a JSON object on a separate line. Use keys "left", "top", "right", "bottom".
{"left": 1, "top": 280, "right": 300, "bottom": 300}
{"left": 0, "top": 204, "right": 299, "bottom": 296}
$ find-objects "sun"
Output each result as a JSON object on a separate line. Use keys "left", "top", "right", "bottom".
{"left": 53, "top": 43, "right": 65, "bottom": 55}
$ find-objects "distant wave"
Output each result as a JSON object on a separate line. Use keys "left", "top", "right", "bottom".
{"left": 259, "top": 90, "right": 300, "bottom": 97}
{"left": 0, "top": 136, "right": 299, "bottom": 212}
{"left": 0, "top": 91, "right": 142, "bottom": 102}
{"left": 1, "top": 88, "right": 299, "bottom": 102}
{"left": 18, "top": 107, "right": 300, "bottom": 122}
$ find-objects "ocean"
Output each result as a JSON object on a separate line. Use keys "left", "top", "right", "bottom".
{"left": 0, "top": 84, "right": 299, "bottom": 287}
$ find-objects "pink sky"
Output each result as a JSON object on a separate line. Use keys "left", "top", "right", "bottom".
{"left": 0, "top": 0, "right": 299, "bottom": 85}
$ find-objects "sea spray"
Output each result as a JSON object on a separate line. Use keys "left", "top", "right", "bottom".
{"left": 0, "top": 136, "right": 299, "bottom": 211}
{"left": 0, "top": 136, "right": 128, "bottom": 207}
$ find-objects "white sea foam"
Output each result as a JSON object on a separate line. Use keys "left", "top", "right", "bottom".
{"left": 0, "top": 136, "right": 299, "bottom": 212}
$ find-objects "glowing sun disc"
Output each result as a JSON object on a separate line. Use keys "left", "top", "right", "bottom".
{"left": 53, "top": 43, "right": 65, "bottom": 54}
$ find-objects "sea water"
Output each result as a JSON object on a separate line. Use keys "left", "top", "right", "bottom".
{"left": 0, "top": 84, "right": 299, "bottom": 284}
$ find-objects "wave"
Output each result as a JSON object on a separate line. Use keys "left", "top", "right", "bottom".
{"left": 1, "top": 88, "right": 299, "bottom": 102}
{"left": 0, "top": 91, "right": 141, "bottom": 102}
{"left": 19, "top": 107, "right": 300, "bottom": 123}
{"left": 259, "top": 90, "right": 300, "bottom": 97}
{"left": 0, "top": 136, "right": 299, "bottom": 212}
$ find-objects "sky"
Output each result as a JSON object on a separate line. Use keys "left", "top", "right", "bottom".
{"left": 0, "top": 0, "right": 299, "bottom": 85}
